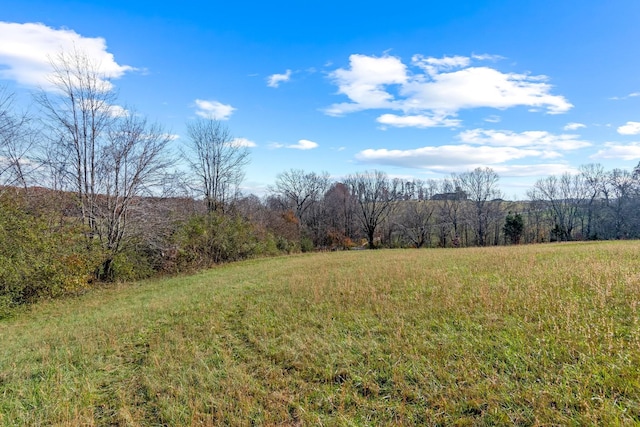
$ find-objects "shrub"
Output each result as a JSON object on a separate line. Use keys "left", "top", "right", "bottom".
{"left": 300, "top": 236, "right": 314, "bottom": 253}
{"left": 97, "top": 244, "right": 158, "bottom": 282}
{"left": 174, "top": 211, "right": 273, "bottom": 269}
{"left": 0, "top": 193, "right": 94, "bottom": 315}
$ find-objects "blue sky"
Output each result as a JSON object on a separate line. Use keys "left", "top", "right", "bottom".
{"left": 2, "top": 0, "right": 640, "bottom": 198}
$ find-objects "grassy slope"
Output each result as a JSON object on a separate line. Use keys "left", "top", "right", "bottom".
{"left": 1, "top": 242, "right": 639, "bottom": 426}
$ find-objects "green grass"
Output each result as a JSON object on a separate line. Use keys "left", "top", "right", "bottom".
{"left": 1, "top": 241, "right": 640, "bottom": 425}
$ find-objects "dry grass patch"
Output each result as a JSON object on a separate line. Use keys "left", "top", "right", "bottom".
{"left": 1, "top": 242, "right": 639, "bottom": 425}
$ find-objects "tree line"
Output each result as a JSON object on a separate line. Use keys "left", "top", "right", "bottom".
{"left": 266, "top": 163, "right": 640, "bottom": 250}
{"left": 2, "top": 49, "right": 640, "bottom": 313}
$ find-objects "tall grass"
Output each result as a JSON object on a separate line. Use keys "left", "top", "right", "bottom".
{"left": 1, "top": 241, "right": 639, "bottom": 425}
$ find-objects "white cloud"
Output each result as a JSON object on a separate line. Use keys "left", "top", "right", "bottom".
{"left": 617, "top": 121, "right": 640, "bottom": 135}
{"left": 163, "top": 133, "right": 180, "bottom": 141}
{"left": 563, "top": 122, "right": 586, "bottom": 131}
{"left": 412, "top": 54, "right": 470, "bottom": 75}
{"left": 355, "top": 145, "right": 543, "bottom": 169}
{"left": 459, "top": 129, "right": 591, "bottom": 151}
{"left": 471, "top": 53, "right": 505, "bottom": 62}
{"left": 267, "top": 69, "right": 292, "bottom": 88}
{"left": 324, "top": 54, "right": 408, "bottom": 116}
{"left": 376, "top": 113, "right": 461, "bottom": 128}
{"left": 355, "top": 145, "right": 580, "bottom": 177}
{"left": 354, "top": 126, "right": 590, "bottom": 173}
{"left": 194, "top": 99, "right": 235, "bottom": 120}
{"left": 490, "top": 164, "right": 579, "bottom": 177}
{"left": 74, "top": 100, "right": 129, "bottom": 117}
{"left": 288, "top": 139, "right": 318, "bottom": 150}
{"left": 610, "top": 92, "right": 640, "bottom": 100}
{"left": 484, "top": 115, "right": 501, "bottom": 123}
{"left": 401, "top": 67, "right": 571, "bottom": 114}
{"left": 270, "top": 139, "right": 318, "bottom": 150}
{"left": 0, "top": 21, "right": 133, "bottom": 89}
{"left": 591, "top": 142, "right": 640, "bottom": 160}
{"left": 324, "top": 53, "right": 572, "bottom": 126}
{"left": 108, "top": 104, "right": 129, "bottom": 117}
{"left": 231, "top": 137, "right": 257, "bottom": 148}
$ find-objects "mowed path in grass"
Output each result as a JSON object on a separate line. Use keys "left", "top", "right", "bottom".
{"left": 1, "top": 242, "right": 639, "bottom": 425}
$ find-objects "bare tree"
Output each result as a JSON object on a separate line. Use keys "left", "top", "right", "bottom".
{"left": 323, "top": 182, "right": 357, "bottom": 247}
{"left": 35, "top": 48, "right": 118, "bottom": 238}
{"left": 580, "top": 163, "right": 606, "bottom": 239}
{"left": 395, "top": 199, "right": 436, "bottom": 248}
{"left": 605, "top": 168, "right": 637, "bottom": 239}
{"left": 529, "top": 173, "right": 587, "bottom": 241}
{"left": 270, "top": 169, "right": 330, "bottom": 220}
{"left": 36, "top": 49, "right": 174, "bottom": 279}
{"left": 94, "top": 112, "right": 174, "bottom": 277}
{"left": 434, "top": 176, "right": 466, "bottom": 247}
{"left": 0, "top": 86, "right": 35, "bottom": 188}
{"left": 522, "top": 197, "right": 549, "bottom": 243}
{"left": 345, "top": 170, "right": 399, "bottom": 249}
{"left": 184, "top": 118, "right": 249, "bottom": 212}
{"left": 457, "top": 167, "right": 502, "bottom": 246}
{"left": 268, "top": 169, "right": 331, "bottom": 247}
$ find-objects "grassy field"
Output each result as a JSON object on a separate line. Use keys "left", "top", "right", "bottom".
{"left": 1, "top": 241, "right": 639, "bottom": 425}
